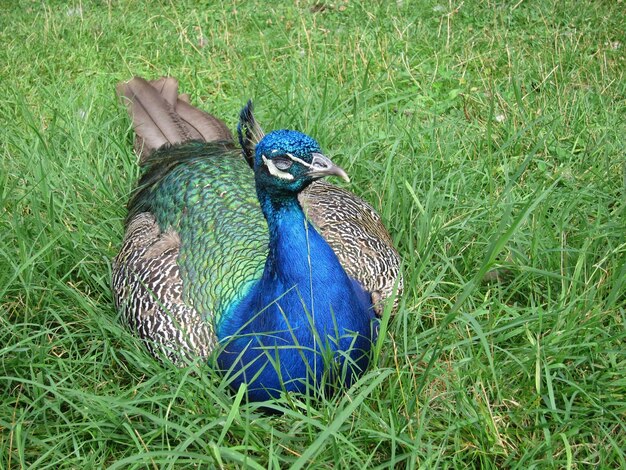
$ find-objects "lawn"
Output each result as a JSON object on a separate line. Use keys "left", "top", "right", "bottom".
{"left": 1, "top": 0, "right": 624, "bottom": 468}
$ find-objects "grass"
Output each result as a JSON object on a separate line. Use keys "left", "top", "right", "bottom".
{"left": 1, "top": 0, "right": 624, "bottom": 467}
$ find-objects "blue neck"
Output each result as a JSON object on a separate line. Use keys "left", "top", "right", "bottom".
{"left": 217, "top": 188, "right": 376, "bottom": 401}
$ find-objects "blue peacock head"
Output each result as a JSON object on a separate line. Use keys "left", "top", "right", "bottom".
{"left": 253, "top": 129, "right": 349, "bottom": 194}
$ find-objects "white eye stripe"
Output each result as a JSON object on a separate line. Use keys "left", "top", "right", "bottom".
{"left": 262, "top": 155, "right": 294, "bottom": 180}
{"left": 285, "top": 152, "right": 314, "bottom": 169}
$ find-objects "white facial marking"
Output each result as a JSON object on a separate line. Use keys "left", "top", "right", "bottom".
{"left": 285, "top": 152, "right": 314, "bottom": 169}
{"left": 263, "top": 155, "right": 294, "bottom": 180}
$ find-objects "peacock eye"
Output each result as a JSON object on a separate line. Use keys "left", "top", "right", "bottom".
{"left": 273, "top": 157, "right": 293, "bottom": 170}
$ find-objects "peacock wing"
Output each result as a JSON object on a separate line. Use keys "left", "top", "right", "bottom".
{"left": 299, "top": 180, "right": 403, "bottom": 315}
{"left": 113, "top": 211, "right": 216, "bottom": 363}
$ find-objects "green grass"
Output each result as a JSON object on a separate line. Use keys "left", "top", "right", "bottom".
{"left": 1, "top": 0, "right": 624, "bottom": 467}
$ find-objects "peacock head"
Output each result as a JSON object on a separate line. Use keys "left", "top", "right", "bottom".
{"left": 253, "top": 129, "right": 350, "bottom": 194}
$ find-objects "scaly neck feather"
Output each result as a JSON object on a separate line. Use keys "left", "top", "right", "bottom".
{"left": 217, "top": 187, "right": 376, "bottom": 401}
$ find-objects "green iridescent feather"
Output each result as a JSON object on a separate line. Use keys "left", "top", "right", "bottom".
{"left": 129, "top": 141, "right": 268, "bottom": 330}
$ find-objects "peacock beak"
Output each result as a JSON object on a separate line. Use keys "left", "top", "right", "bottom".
{"left": 308, "top": 153, "right": 350, "bottom": 183}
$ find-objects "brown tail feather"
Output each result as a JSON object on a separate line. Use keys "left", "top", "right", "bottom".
{"left": 117, "top": 77, "right": 233, "bottom": 162}
{"left": 175, "top": 99, "right": 233, "bottom": 143}
{"left": 148, "top": 77, "right": 179, "bottom": 107}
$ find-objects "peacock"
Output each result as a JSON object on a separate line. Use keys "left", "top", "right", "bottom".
{"left": 113, "top": 77, "right": 402, "bottom": 401}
